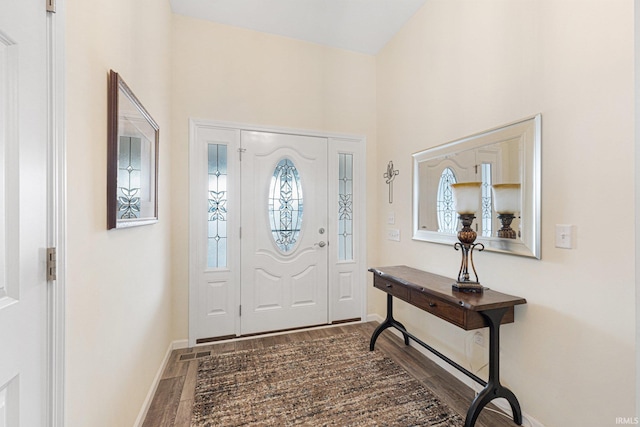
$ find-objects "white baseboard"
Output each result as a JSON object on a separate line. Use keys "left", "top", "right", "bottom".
{"left": 366, "top": 314, "right": 544, "bottom": 427}
{"left": 133, "top": 339, "right": 189, "bottom": 427}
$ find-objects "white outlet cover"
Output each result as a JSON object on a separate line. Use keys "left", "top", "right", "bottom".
{"left": 387, "top": 228, "right": 400, "bottom": 241}
{"left": 473, "top": 332, "right": 485, "bottom": 347}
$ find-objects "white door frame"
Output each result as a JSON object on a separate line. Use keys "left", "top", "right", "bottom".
{"left": 188, "top": 119, "right": 367, "bottom": 346}
{"left": 47, "top": 2, "right": 66, "bottom": 426}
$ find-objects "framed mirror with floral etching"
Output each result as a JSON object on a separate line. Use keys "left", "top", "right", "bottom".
{"left": 107, "top": 70, "right": 159, "bottom": 229}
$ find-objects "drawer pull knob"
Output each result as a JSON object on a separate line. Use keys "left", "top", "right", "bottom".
{"left": 386, "top": 284, "right": 392, "bottom": 288}
{"left": 429, "top": 302, "right": 436, "bottom": 307}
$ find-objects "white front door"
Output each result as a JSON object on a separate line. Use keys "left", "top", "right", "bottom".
{"left": 189, "top": 121, "right": 366, "bottom": 345}
{"left": 240, "top": 131, "right": 328, "bottom": 335}
{"left": 0, "top": 0, "right": 50, "bottom": 425}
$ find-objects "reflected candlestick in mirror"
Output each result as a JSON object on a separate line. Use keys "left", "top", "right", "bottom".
{"left": 492, "top": 183, "right": 521, "bottom": 239}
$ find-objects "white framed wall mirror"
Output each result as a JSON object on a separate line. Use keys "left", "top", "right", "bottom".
{"left": 412, "top": 115, "right": 541, "bottom": 259}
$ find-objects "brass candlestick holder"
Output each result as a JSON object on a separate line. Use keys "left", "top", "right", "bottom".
{"left": 452, "top": 213, "right": 485, "bottom": 292}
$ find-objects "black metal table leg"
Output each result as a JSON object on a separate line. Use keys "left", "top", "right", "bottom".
{"left": 370, "top": 294, "right": 410, "bottom": 351}
{"left": 465, "top": 307, "right": 523, "bottom": 427}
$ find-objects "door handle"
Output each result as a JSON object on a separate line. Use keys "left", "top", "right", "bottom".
{"left": 314, "top": 241, "right": 327, "bottom": 248}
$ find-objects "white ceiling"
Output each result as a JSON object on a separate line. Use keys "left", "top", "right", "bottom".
{"left": 169, "top": 0, "right": 428, "bottom": 55}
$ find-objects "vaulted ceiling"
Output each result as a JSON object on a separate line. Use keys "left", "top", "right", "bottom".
{"left": 169, "top": 0, "right": 428, "bottom": 55}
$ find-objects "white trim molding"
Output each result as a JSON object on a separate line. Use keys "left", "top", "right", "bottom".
{"left": 134, "top": 340, "right": 188, "bottom": 427}
{"left": 46, "top": 1, "right": 66, "bottom": 426}
{"left": 635, "top": 1, "right": 640, "bottom": 419}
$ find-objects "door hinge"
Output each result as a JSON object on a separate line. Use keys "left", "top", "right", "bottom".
{"left": 239, "top": 305, "right": 242, "bottom": 316}
{"left": 47, "top": 247, "right": 57, "bottom": 281}
{"left": 46, "top": 0, "right": 56, "bottom": 13}
{"left": 238, "top": 148, "right": 246, "bottom": 161}
{"left": 239, "top": 226, "right": 242, "bottom": 239}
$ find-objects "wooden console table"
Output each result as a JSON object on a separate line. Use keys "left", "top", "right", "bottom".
{"left": 369, "top": 265, "right": 527, "bottom": 427}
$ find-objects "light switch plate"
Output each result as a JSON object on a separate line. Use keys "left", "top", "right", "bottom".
{"left": 387, "top": 211, "right": 395, "bottom": 225}
{"left": 555, "top": 224, "right": 575, "bottom": 249}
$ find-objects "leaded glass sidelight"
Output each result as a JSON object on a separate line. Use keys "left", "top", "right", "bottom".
{"left": 338, "top": 153, "right": 353, "bottom": 261}
{"left": 436, "top": 167, "right": 457, "bottom": 234}
{"left": 117, "top": 136, "right": 142, "bottom": 219}
{"left": 481, "top": 163, "right": 493, "bottom": 237}
{"left": 208, "top": 144, "right": 228, "bottom": 268}
{"left": 269, "top": 158, "right": 303, "bottom": 253}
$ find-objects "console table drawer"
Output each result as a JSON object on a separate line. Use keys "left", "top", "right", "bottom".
{"left": 410, "top": 289, "right": 465, "bottom": 328}
{"left": 373, "top": 277, "right": 409, "bottom": 300}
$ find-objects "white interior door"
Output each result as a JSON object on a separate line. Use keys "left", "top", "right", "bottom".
{"left": 240, "top": 131, "right": 328, "bottom": 335}
{"left": 0, "top": 0, "right": 50, "bottom": 425}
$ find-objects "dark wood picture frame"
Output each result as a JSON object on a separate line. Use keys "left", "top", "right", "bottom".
{"left": 107, "top": 70, "right": 159, "bottom": 229}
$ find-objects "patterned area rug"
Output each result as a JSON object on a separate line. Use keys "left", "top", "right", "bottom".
{"left": 191, "top": 332, "right": 464, "bottom": 426}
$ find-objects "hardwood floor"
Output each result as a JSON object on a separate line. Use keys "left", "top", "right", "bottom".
{"left": 142, "top": 322, "right": 518, "bottom": 427}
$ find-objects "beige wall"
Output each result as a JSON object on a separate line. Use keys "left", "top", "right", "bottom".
{"left": 170, "top": 15, "right": 379, "bottom": 337}
{"left": 63, "top": 1, "right": 637, "bottom": 426}
{"left": 65, "top": 0, "right": 174, "bottom": 425}
{"left": 376, "top": 1, "right": 635, "bottom": 426}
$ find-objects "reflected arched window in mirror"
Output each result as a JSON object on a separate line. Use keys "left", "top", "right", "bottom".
{"left": 269, "top": 158, "right": 303, "bottom": 252}
{"left": 436, "top": 167, "right": 457, "bottom": 234}
{"left": 481, "top": 163, "right": 493, "bottom": 237}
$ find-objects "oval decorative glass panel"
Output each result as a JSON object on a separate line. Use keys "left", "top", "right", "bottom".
{"left": 436, "top": 167, "right": 457, "bottom": 234}
{"left": 268, "top": 158, "right": 303, "bottom": 252}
